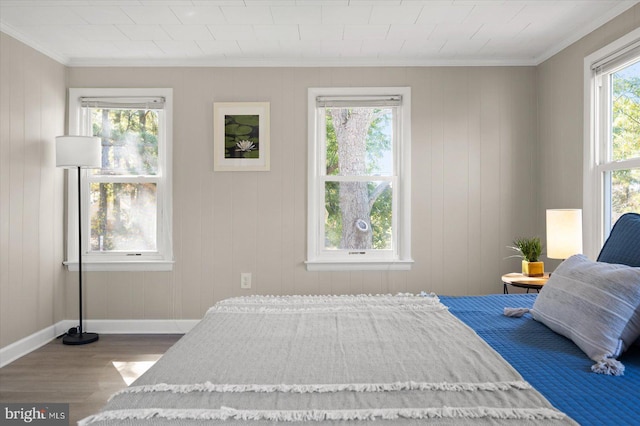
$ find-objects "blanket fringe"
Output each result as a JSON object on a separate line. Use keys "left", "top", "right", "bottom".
{"left": 210, "top": 293, "right": 443, "bottom": 314}
{"left": 210, "top": 303, "right": 447, "bottom": 314}
{"left": 111, "top": 380, "right": 533, "bottom": 399}
{"left": 503, "top": 307, "right": 530, "bottom": 317}
{"left": 79, "top": 406, "right": 567, "bottom": 425}
{"left": 591, "top": 358, "right": 625, "bottom": 376}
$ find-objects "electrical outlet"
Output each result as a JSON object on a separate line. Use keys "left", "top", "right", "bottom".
{"left": 240, "top": 272, "right": 252, "bottom": 289}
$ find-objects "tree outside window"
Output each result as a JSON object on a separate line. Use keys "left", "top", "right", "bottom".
{"left": 88, "top": 107, "right": 160, "bottom": 252}
{"left": 307, "top": 87, "right": 412, "bottom": 271}
{"left": 324, "top": 106, "right": 393, "bottom": 251}
{"left": 610, "top": 61, "right": 640, "bottom": 225}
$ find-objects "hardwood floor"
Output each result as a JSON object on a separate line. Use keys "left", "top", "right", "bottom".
{"left": 0, "top": 334, "right": 182, "bottom": 425}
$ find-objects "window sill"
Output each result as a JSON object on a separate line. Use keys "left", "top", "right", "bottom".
{"left": 63, "top": 260, "right": 174, "bottom": 272}
{"left": 305, "top": 259, "right": 413, "bottom": 272}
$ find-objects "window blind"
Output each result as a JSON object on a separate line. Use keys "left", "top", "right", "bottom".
{"left": 80, "top": 96, "right": 165, "bottom": 110}
{"left": 592, "top": 40, "right": 640, "bottom": 75}
{"left": 316, "top": 95, "right": 402, "bottom": 108}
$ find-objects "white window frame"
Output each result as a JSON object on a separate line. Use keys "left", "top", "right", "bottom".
{"left": 584, "top": 27, "right": 640, "bottom": 259}
{"left": 306, "top": 87, "right": 413, "bottom": 271}
{"left": 65, "top": 88, "right": 173, "bottom": 271}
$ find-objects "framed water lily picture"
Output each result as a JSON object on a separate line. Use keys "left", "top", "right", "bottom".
{"left": 213, "top": 102, "right": 270, "bottom": 171}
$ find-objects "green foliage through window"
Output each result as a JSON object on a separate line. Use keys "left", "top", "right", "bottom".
{"left": 90, "top": 108, "right": 159, "bottom": 175}
{"left": 88, "top": 107, "right": 160, "bottom": 252}
{"left": 611, "top": 61, "right": 640, "bottom": 223}
{"left": 323, "top": 107, "right": 394, "bottom": 250}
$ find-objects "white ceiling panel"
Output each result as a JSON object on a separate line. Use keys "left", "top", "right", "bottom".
{"left": 299, "top": 24, "right": 343, "bottom": 41}
{"left": 416, "top": 3, "right": 474, "bottom": 25}
{"left": 280, "top": 40, "right": 323, "bottom": 54}
{"left": 0, "top": 6, "right": 85, "bottom": 25}
{"left": 61, "top": 41, "right": 122, "bottom": 57}
{"left": 401, "top": 39, "right": 446, "bottom": 56}
{"left": 220, "top": 6, "right": 273, "bottom": 24}
{"left": 344, "top": 25, "right": 389, "bottom": 41}
{"left": 110, "top": 40, "right": 165, "bottom": 57}
{"left": 299, "top": 1, "right": 349, "bottom": 5}
{"left": 207, "top": 24, "right": 256, "bottom": 41}
{"left": 140, "top": 1, "right": 196, "bottom": 5}
{"left": 253, "top": 25, "right": 299, "bottom": 41}
{"left": 197, "top": 40, "right": 242, "bottom": 55}
{"left": 121, "top": 6, "right": 182, "bottom": 25}
{"left": 321, "top": 39, "right": 363, "bottom": 57}
{"left": 440, "top": 39, "right": 490, "bottom": 55}
{"left": 270, "top": 6, "right": 322, "bottom": 24}
{"left": 472, "top": 22, "right": 529, "bottom": 40}
{"left": 462, "top": 2, "right": 524, "bottom": 24}
{"left": 170, "top": 6, "right": 227, "bottom": 25}
{"left": 321, "top": 6, "right": 371, "bottom": 25}
{"left": 350, "top": 0, "right": 400, "bottom": 5}
{"left": 71, "top": 6, "right": 135, "bottom": 25}
{"left": 369, "top": 5, "right": 422, "bottom": 24}
{"left": 360, "top": 39, "right": 405, "bottom": 55}
{"left": 237, "top": 39, "right": 281, "bottom": 56}
{"left": 0, "top": 0, "right": 637, "bottom": 67}
{"left": 192, "top": 1, "right": 246, "bottom": 5}
{"left": 429, "top": 23, "right": 483, "bottom": 40}
{"left": 244, "top": 0, "right": 295, "bottom": 5}
{"left": 161, "top": 25, "right": 213, "bottom": 41}
{"left": 155, "top": 40, "right": 203, "bottom": 56}
{"left": 14, "top": 25, "right": 80, "bottom": 44}
{"left": 70, "top": 25, "right": 129, "bottom": 41}
{"left": 387, "top": 24, "right": 435, "bottom": 40}
{"left": 117, "top": 24, "right": 172, "bottom": 41}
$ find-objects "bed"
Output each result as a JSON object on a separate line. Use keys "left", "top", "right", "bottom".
{"left": 80, "top": 213, "right": 640, "bottom": 425}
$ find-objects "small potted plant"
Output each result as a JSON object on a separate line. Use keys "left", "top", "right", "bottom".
{"left": 508, "top": 237, "right": 544, "bottom": 277}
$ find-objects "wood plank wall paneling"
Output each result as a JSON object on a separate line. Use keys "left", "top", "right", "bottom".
{"left": 0, "top": 32, "right": 66, "bottom": 348}
{"left": 64, "top": 65, "right": 537, "bottom": 321}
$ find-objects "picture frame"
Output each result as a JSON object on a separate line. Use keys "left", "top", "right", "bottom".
{"left": 213, "top": 101, "right": 270, "bottom": 171}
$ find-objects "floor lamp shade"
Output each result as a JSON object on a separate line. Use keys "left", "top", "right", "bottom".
{"left": 546, "top": 209, "right": 583, "bottom": 259}
{"left": 56, "top": 135, "right": 101, "bottom": 345}
{"left": 55, "top": 136, "right": 101, "bottom": 168}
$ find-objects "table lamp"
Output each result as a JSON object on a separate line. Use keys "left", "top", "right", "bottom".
{"left": 546, "top": 209, "right": 583, "bottom": 260}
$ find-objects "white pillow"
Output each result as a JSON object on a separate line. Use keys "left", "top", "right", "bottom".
{"left": 531, "top": 254, "right": 640, "bottom": 374}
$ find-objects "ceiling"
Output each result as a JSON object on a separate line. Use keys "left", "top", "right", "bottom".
{"left": 0, "top": 0, "right": 637, "bottom": 67}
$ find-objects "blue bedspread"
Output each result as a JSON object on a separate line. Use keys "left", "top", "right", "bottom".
{"left": 441, "top": 294, "right": 640, "bottom": 426}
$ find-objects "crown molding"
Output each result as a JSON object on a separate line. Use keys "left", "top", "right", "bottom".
{"left": 534, "top": 0, "right": 639, "bottom": 65}
{"left": 0, "top": 22, "right": 69, "bottom": 65}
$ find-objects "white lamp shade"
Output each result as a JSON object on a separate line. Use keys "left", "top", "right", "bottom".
{"left": 55, "top": 136, "right": 101, "bottom": 168}
{"left": 546, "top": 209, "right": 583, "bottom": 259}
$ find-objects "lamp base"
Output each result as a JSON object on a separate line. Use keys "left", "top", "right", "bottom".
{"left": 63, "top": 332, "right": 99, "bottom": 345}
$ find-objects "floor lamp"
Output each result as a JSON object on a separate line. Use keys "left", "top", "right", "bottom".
{"left": 56, "top": 136, "right": 101, "bottom": 345}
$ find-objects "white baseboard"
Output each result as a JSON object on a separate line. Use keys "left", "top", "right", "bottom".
{"left": 0, "top": 319, "right": 200, "bottom": 368}
{"left": 0, "top": 324, "right": 60, "bottom": 368}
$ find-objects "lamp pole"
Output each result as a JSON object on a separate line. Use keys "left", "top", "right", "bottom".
{"left": 62, "top": 166, "right": 98, "bottom": 345}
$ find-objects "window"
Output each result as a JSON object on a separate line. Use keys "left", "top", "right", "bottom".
{"left": 66, "top": 88, "right": 173, "bottom": 271}
{"left": 585, "top": 29, "right": 640, "bottom": 257}
{"left": 306, "top": 87, "right": 412, "bottom": 271}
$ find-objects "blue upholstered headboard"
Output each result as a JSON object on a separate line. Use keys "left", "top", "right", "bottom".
{"left": 597, "top": 212, "right": 640, "bottom": 267}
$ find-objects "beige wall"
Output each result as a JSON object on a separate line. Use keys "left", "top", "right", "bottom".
{"left": 537, "top": 4, "right": 640, "bottom": 268}
{"left": 67, "top": 66, "right": 538, "bottom": 320}
{"left": 0, "top": 33, "right": 67, "bottom": 348}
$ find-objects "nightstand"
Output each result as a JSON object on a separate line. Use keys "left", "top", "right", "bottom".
{"left": 502, "top": 272, "right": 550, "bottom": 294}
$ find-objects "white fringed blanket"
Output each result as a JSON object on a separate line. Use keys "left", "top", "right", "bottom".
{"left": 80, "top": 294, "right": 576, "bottom": 425}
